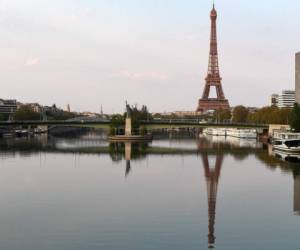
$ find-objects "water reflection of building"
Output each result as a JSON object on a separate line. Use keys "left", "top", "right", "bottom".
{"left": 294, "top": 173, "right": 300, "bottom": 215}
{"left": 201, "top": 153, "right": 223, "bottom": 249}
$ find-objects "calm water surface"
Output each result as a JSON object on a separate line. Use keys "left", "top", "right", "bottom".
{"left": 0, "top": 132, "right": 299, "bottom": 250}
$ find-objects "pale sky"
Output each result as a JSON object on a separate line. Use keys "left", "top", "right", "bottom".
{"left": 0, "top": 0, "right": 299, "bottom": 113}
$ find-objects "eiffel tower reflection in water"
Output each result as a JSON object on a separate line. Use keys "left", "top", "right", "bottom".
{"left": 196, "top": 136, "right": 226, "bottom": 249}
{"left": 120, "top": 138, "right": 224, "bottom": 248}
{"left": 123, "top": 138, "right": 224, "bottom": 249}
{"left": 109, "top": 135, "right": 300, "bottom": 248}
{"left": 201, "top": 152, "right": 223, "bottom": 249}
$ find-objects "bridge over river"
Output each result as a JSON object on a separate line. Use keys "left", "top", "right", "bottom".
{"left": 0, "top": 119, "right": 269, "bottom": 131}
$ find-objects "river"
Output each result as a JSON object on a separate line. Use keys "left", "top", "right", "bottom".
{"left": 0, "top": 131, "right": 299, "bottom": 250}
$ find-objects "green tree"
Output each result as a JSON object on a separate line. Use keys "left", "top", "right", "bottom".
{"left": 232, "top": 106, "right": 249, "bottom": 123}
{"left": 14, "top": 105, "right": 40, "bottom": 121}
{"left": 247, "top": 106, "right": 291, "bottom": 125}
{"left": 289, "top": 103, "right": 300, "bottom": 132}
{"left": 125, "top": 104, "right": 152, "bottom": 134}
{"left": 214, "top": 110, "right": 232, "bottom": 123}
{"left": 47, "top": 111, "right": 77, "bottom": 120}
{"left": 110, "top": 114, "right": 125, "bottom": 135}
{"left": 140, "top": 125, "right": 148, "bottom": 135}
{"left": 109, "top": 104, "right": 152, "bottom": 135}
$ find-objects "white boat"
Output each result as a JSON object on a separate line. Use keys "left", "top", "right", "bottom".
{"left": 273, "top": 132, "right": 300, "bottom": 140}
{"left": 15, "top": 129, "right": 29, "bottom": 137}
{"left": 227, "top": 129, "right": 257, "bottom": 139}
{"left": 273, "top": 132, "right": 300, "bottom": 153}
{"left": 203, "top": 128, "right": 214, "bottom": 135}
{"left": 203, "top": 128, "right": 226, "bottom": 136}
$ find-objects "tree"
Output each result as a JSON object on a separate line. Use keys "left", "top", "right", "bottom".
{"left": 109, "top": 104, "right": 152, "bottom": 135}
{"left": 289, "top": 103, "right": 300, "bottom": 132}
{"left": 47, "top": 111, "right": 76, "bottom": 120}
{"left": 110, "top": 115, "right": 125, "bottom": 135}
{"left": 247, "top": 106, "right": 291, "bottom": 125}
{"left": 14, "top": 105, "right": 40, "bottom": 121}
{"left": 125, "top": 104, "right": 152, "bottom": 133}
{"left": 232, "top": 106, "right": 249, "bottom": 123}
{"left": 274, "top": 108, "right": 291, "bottom": 124}
{"left": 214, "top": 110, "right": 231, "bottom": 123}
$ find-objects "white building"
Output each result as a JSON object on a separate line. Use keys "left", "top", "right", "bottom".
{"left": 277, "top": 90, "right": 296, "bottom": 108}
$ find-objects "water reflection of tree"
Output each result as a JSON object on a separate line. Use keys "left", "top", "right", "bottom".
{"left": 0, "top": 136, "right": 49, "bottom": 157}
{"left": 255, "top": 149, "right": 300, "bottom": 217}
{"left": 293, "top": 169, "right": 300, "bottom": 215}
{"left": 255, "top": 152, "right": 300, "bottom": 174}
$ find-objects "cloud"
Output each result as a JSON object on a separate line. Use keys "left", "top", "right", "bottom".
{"left": 115, "top": 70, "right": 169, "bottom": 81}
{"left": 25, "top": 57, "right": 40, "bottom": 66}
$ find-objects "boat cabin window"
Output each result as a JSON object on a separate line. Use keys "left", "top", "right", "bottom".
{"left": 274, "top": 141, "right": 283, "bottom": 145}
{"left": 285, "top": 140, "right": 300, "bottom": 148}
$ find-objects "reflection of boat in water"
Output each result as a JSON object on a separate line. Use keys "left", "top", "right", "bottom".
{"left": 225, "top": 136, "right": 258, "bottom": 148}
{"left": 210, "top": 135, "right": 227, "bottom": 143}
{"left": 273, "top": 149, "right": 300, "bottom": 162}
{"left": 201, "top": 134, "right": 261, "bottom": 149}
{"left": 203, "top": 128, "right": 257, "bottom": 139}
{"left": 272, "top": 132, "right": 300, "bottom": 155}
{"left": 2, "top": 132, "right": 14, "bottom": 138}
{"left": 273, "top": 140, "right": 300, "bottom": 153}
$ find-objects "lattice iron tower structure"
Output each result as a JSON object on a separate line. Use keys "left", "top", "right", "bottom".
{"left": 197, "top": 4, "right": 230, "bottom": 112}
{"left": 201, "top": 153, "right": 223, "bottom": 249}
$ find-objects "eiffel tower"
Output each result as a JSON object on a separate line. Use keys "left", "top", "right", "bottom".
{"left": 201, "top": 153, "right": 223, "bottom": 248}
{"left": 197, "top": 4, "right": 230, "bottom": 112}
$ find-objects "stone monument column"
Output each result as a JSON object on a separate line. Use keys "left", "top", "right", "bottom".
{"left": 125, "top": 102, "right": 132, "bottom": 136}
{"left": 125, "top": 118, "right": 132, "bottom": 136}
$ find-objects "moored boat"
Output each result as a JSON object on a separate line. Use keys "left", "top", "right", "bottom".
{"left": 203, "top": 128, "right": 226, "bottom": 136}
{"left": 272, "top": 132, "right": 300, "bottom": 154}
{"left": 15, "top": 129, "right": 29, "bottom": 137}
{"left": 226, "top": 128, "right": 257, "bottom": 139}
